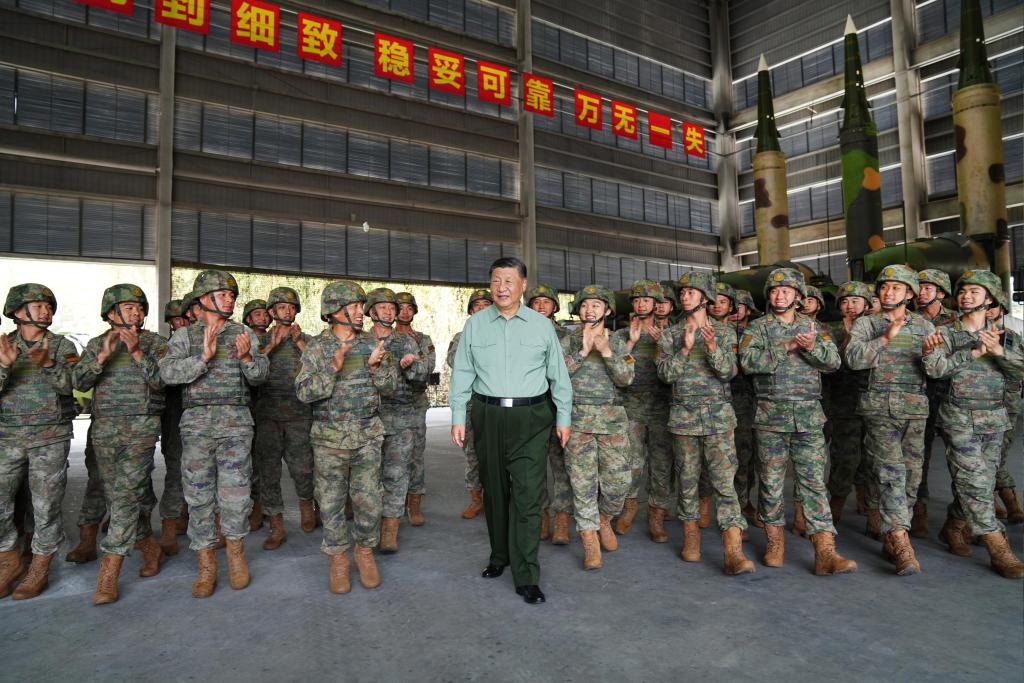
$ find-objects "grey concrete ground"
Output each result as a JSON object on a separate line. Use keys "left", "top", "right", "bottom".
{"left": 2, "top": 410, "right": 1022, "bottom": 682}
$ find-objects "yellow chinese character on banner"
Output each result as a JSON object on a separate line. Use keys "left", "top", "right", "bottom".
{"left": 300, "top": 15, "right": 340, "bottom": 62}
{"left": 160, "top": 0, "right": 205, "bottom": 27}
{"left": 375, "top": 33, "right": 413, "bottom": 81}
{"left": 575, "top": 89, "right": 602, "bottom": 129}
{"left": 523, "top": 75, "right": 553, "bottom": 115}
{"left": 235, "top": 0, "right": 276, "bottom": 48}
{"left": 612, "top": 101, "right": 637, "bottom": 138}
{"left": 432, "top": 53, "right": 463, "bottom": 90}
{"left": 477, "top": 62, "right": 510, "bottom": 105}
{"left": 683, "top": 122, "right": 706, "bottom": 157}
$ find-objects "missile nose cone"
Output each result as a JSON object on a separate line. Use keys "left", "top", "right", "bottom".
{"left": 758, "top": 53, "right": 769, "bottom": 72}
{"left": 844, "top": 14, "right": 857, "bottom": 35}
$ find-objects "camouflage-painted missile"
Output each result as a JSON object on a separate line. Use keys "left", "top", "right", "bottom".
{"left": 839, "top": 15, "right": 885, "bottom": 282}
{"left": 953, "top": 0, "right": 1011, "bottom": 294}
{"left": 752, "top": 54, "right": 790, "bottom": 265}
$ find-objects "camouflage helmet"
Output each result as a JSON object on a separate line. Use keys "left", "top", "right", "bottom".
{"left": 659, "top": 285, "right": 678, "bottom": 310}
{"left": 628, "top": 279, "right": 666, "bottom": 303}
{"left": 320, "top": 280, "right": 366, "bottom": 321}
{"left": 954, "top": 269, "right": 1004, "bottom": 309}
{"left": 181, "top": 290, "right": 197, "bottom": 312}
{"left": 763, "top": 267, "right": 807, "bottom": 299}
{"left": 734, "top": 289, "right": 760, "bottom": 315}
{"left": 267, "top": 286, "right": 301, "bottom": 313}
{"left": 363, "top": 287, "right": 398, "bottom": 315}
{"left": 835, "top": 281, "right": 873, "bottom": 306}
{"left": 466, "top": 288, "right": 493, "bottom": 314}
{"left": 571, "top": 284, "right": 615, "bottom": 316}
{"left": 242, "top": 299, "right": 268, "bottom": 323}
{"left": 100, "top": 283, "right": 149, "bottom": 321}
{"left": 4, "top": 283, "right": 57, "bottom": 319}
{"left": 803, "top": 285, "right": 825, "bottom": 307}
{"left": 714, "top": 281, "right": 737, "bottom": 306}
{"left": 875, "top": 264, "right": 920, "bottom": 297}
{"left": 395, "top": 292, "right": 418, "bottom": 314}
{"left": 527, "top": 284, "right": 560, "bottom": 313}
{"left": 192, "top": 269, "right": 239, "bottom": 299}
{"left": 676, "top": 271, "right": 718, "bottom": 303}
{"left": 917, "top": 269, "right": 952, "bottom": 297}
{"left": 163, "top": 299, "right": 186, "bottom": 322}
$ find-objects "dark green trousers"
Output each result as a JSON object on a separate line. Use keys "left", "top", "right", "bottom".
{"left": 471, "top": 397, "right": 553, "bottom": 587}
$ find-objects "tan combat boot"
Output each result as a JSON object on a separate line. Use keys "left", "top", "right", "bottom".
{"left": 159, "top": 518, "right": 179, "bottom": 557}
{"left": 647, "top": 505, "right": 669, "bottom": 543}
{"left": 615, "top": 498, "right": 638, "bottom": 535}
{"left": 865, "top": 508, "right": 882, "bottom": 540}
{"left": 810, "top": 532, "right": 857, "bottom": 575}
{"left": 886, "top": 529, "right": 921, "bottom": 576}
{"left": 679, "top": 520, "right": 701, "bottom": 562}
{"left": 722, "top": 527, "right": 755, "bottom": 575}
{"left": 698, "top": 496, "right": 712, "bottom": 529}
{"left": 299, "top": 499, "right": 318, "bottom": 533}
{"left": 329, "top": 552, "right": 351, "bottom": 594}
{"left": 354, "top": 544, "right": 381, "bottom": 588}
{"left": 938, "top": 517, "right": 973, "bottom": 557}
{"left": 998, "top": 488, "right": 1024, "bottom": 524}
{"left": 136, "top": 535, "right": 165, "bottom": 578}
{"left": 12, "top": 553, "right": 53, "bottom": 600}
{"left": 263, "top": 514, "right": 286, "bottom": 550}
{"left": 580, "top": 530, "right": 602, "bottom": 570}
{"left": 174, "top": 511, "right": 189, "bottom": 536}
{"left": 551, "top": 512, "right": 571, "bottom": 545}
{"left": 214, "top": 513, "right": 227, "bottom": 550}
{"left": 225, "top": 539, "right": 250, "bottom": 590}
{"left": 979, "top": 532, "right": 1024, "bottom": 579}
{"left": 598, "top": 514, "right": 618, "bottom": 552}
{"left": 65, "top": 523, "right": 99, "bottom": 564}
{"left": 791, "top": 500, "right": 807, "bottom": 537}
{"left": 93, "top": 554, "right": 124, "bottom": 605}
{"left": 0, "top": 549, "right": 25, "bottom": 599}
{"left": 910, "top": 502, "right": 929, "bottom": 538}
{"left": 379, "top": 517, "right": 400, "bottom": 554}
{"left": 461, "top": 490, "right": 483, "bottom": 519}
{"left": 191, "top": 548, "right": 217, "bottom": 598}
{"left": 855, "top": 485, "right": 867, "bottom": 515}
{"left": 763, "top": 525, "right": 784, "bottom": 568}
{"left": 540, "top": 508, "right": 550, "bottom": 541}
{"left": 406, "top": 494, "right": 425, "bottom": 526}
{"left": 248, "top": 501, "right": 264, "bottom": 531}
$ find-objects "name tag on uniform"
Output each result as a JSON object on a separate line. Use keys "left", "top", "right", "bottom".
{"left": 106, "top": 351, "right": 133, "bottom": 369}
{"left": 887, "top": 332, "right": 914, "bottom": 350}
{"left": 214, "top": 346, "right": 232, "bottom": 361}
{"left": 635, "top": 341, "right": 657, "bottom": 356}
{"left": 342, "top": 354, "right": 367, "bottom": 371}
{"left": 274, "top": 344, "right": 296, "bottom": 360}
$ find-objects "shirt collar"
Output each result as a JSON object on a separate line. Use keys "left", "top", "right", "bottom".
{"left": 486, "top": 302, "right": 528, "bottom": 322}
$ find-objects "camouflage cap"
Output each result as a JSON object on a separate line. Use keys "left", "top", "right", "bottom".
{"left": 628, "top": 279, "right": 666, "bottom": 303}
{"left": 100, "top": 283, "right": 149, "bottom": 321}
{"left": 4, "top": 283, "right": 57, "bottom": 319}
{"left": 527, "top": 284, "right": 560, "bottom": 312}
{"left": 395, "top": 292, "right": 418, "bottom": 313}
{"left": 467, "top": 288, "right": 493, "bottom": 314}
{"left": 571, "top": 284, "right": 615, "bottom": 316}
{"left": 677, "top": 271, "right": 718, "bottom": 303}
{"left": 917, "top": 268, "right": 952, "bottom": 296}
{"left": 835, "top": 281, "right": 873, "bottom": 305}
{"left": 321, "top": 280, "right": 366, "bottom": 321}
{"left": 955, "top": 269, "right": 1004, "bottom": 308}
{"left": 875, "top": 264, "right": 920, "bottom": 296}
{"left": 734, "top": 289, "right": 759, "bottom": 314}
{"left": 363, "top": 287, "right": 398, "bottom": 315}
{"left": 242, "top": 299, "right": 268, "bottom": 322}
{"left": 192, "top": 269, "right": 239, "bottom": 299}
{"left": 763, "top": 267, "right": 806, "bottom": 299}
{"left": 267, "top": 286, "right": 301, "bottom": 313}
{"left": 803, "top": 285, "right": 825, "bottom": 306}
{"left": 163, "top": 299, "right": 186, "bottom": 321}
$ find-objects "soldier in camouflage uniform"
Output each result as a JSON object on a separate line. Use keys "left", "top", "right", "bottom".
{"left": 447, "top": 289, "right": 493, "bottom": 519}
{"left": 824, "top": 282, "right": 874, "bottom": 524}
{"left": 560, "top": 285, "right": 634, "bottom": 570}
{"left": 658, "top": 272, "right": 754, "bottom": 575}
{"left": 158, "top": 299, "right": 190, "bottom": 556}
{"left": 613, "top": 280, "right": 674, "bottom": 543}
{"left": 363, "top": 288, "right": 425, "bottom": 554}
{"left": 801, "top": 285, "right": 825, "bottom": 320}
{"left": 253, "top": 287, "right": 316, "bottom": 552}
{"left": 243, "top": 299, "right": 270, "bottom": 336}
{"left": 0, "top": 284, "right": 79, "bottom": 600}
{"left": 64, "top": 423, "right": 106, "bottom": 564}
{"left": 911, "top": 269, "right": 957, "bottom": 537}
{"left": 740, "top": 268, "right": 856, "bottom": 575}
{"left": 845, "top": 265, "right": 941, "bottom": 576}
{"left": 987, "top": 288, "right": 1024, "bottom": 524}
{"left": 159, "top": 270, "right": 269, "bottom": 598}
{"left": 395, "top": 292, "right": 436, "bottom": 528}
{"left": 296, "top": 281, "right": 397, "bottom": 593}
{"left": 729, "top": 289, "right": 760, "bottom": 527}
{"left": 242, "top": 298, "right": 269, "bottom": 526}
{"left": 654, "top": 286, "right": 678, "bottom": 328}
{"left": 526, "top": 284, "right": 572, "bottom": 544}
{"left": 925, "top": 270, "right": 1024, "bottom": 578}
{"left": 73, "top": 284, "right": 168, "bottom": 604}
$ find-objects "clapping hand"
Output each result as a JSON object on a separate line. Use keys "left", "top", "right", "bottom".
{"left": 922, "top": 332, "right": 944, "bottom": 355}
{"left": 700, "top": 325, "right": 717, "bottom": 353}
{"left": 368, "top": 339, "right": 387, "bottom": 369}
{"left": 0, "top": 334, "right": 17, "bottom": 368}
{"left": 399, "top": 353, "right": 417, "bottom": 369}
{"left": 234, "top": 333, "right": 253, "bottom": 363}
{"left": 26, "top": 336, "right": 53, "bottom": 368}
{"left": 201, "top": 325, "right": 219, "bottom": 362}
{"left": 978, "top": 328, "right": 1005, "bottom": 357}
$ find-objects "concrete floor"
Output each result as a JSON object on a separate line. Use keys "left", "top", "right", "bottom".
{"left": 2, "top": 410, "right": 1022, "bottom": 682}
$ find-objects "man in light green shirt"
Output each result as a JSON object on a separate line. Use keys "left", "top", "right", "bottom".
{"left": 450, "top": 257, "right": 572, "bottom": 605}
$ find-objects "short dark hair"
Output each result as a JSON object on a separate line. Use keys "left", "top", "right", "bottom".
{"left": 489, "top": 257, "right": 527, "bottom": 280}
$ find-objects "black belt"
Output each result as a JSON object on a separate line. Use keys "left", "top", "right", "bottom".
{"left": 474, "top": 393, "right": 547, "bottom": 408}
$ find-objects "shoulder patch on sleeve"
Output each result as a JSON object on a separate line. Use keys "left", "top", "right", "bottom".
{"left": 64, "top": 354, "right": 80, "bottom": 364}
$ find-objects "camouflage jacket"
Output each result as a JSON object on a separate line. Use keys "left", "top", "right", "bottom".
{"left": 656, "top": 319, "right": 737, "bottom": 436}
{"left": 613, "top": 325, "right": 670, "bottom": 416}
{"left": 739, "top": 311, "right": 840, "bottom": 432}
{"left": 398, "top": 327, "right": 436, "bottom": 408}
{"left": 927, "top": 319, "right": 1024, "bottom": 433}
{"left": 729, "top": 322, "right": 755, "bottom": 416}
{"left": 845, "top": 312, "right": 940, "bottom": 420}
{"left": 377, "top": 330, "right": 428, "bottom": 432}
{"left": 73, "top": 328, "right": 167, "bottom": 423}
{"left": 0, "top": 330, "right": 78, "bottom": 442}
{"left": 1003, "top": 327, "right": 1023, "bottom": 417}
{"left": 823, "top": 320, "right": 868, "bottom": 417}
{"left": 560, "top": 329, "right": 633, "bottom": 434}
{"left": 296, "top": 330, "right": 398, "bottom": 449}
{"left": 446, "top": 331, "right": 463, "bottom": 370}
{"left": 253, "top": 329, "right": 312, "bottom": 422}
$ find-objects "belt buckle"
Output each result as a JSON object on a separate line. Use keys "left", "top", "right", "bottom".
{"left": 499, "top": 397, "right": 514, "bottom": 408}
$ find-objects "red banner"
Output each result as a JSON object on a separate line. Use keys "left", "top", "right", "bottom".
{"left": 648, "top": 111, "right": 673, "bottom": 149}
{"left": 428, "top": 48, "right": 465, "bottom": 95}
{"left": 76, "top": 0, "right": 133, "bottom": 14}
{"left": 374, "top": 32, "right": 415, "bottom": 83}
{"left": 522, "top": 73, "right": 554, "bottom": 117}
{"left": 575, "top": 89, "right": 602, "bottom": 130}
{"left": 230, "top": 0, "right": 279, "bottom": 51}
{"left": 683, "top": 122, "right": 706, "bottom": 158}
{"left": 477, "top": 61, "right": 511, "bottom": 106}
{"left": 296, "top": 12, "right": 341, "bottom": 66}
{"left": 155, "top": 0, "right": 210, "bottom": 34}
{"left": 611, "top": 100, "right": 637, "bottom": 139}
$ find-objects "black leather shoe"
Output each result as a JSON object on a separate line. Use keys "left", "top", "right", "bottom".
{"left": 481, "top": 564, "right": 505, "bottom": 578}
{"left": 515, "top": 585, "right": 546, "bottom": 604}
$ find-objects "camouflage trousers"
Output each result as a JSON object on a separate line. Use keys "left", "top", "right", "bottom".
{"left": 673, "top": 432, "right": 746, "bottom": 530}
{"left": 625, "top": 413, "right": 674, "bottom": 509}
{"left": 463, "top": 404, "right": 481, "bottom": 491}
{"left": 945, "top": 428, "right": 1005, "bottom": 536}
{"left": 381, "top": 428, "right": 415, "bottom": 518}
{"left": 734, "top": 410, "right": 756, "bottom": 507}
{"left": 917, "top": 400, "right": 948, "bottom": 505}
{"left": 826, "top": 417, "right": 864, "bottom": 499}
{"left": 181, "top": 428, "right": 254, "bottom": 551}
{"left": 255, "top": 418, "right": 314, "bottom": 516}
{"left": 92, "top": 416, "right": 159, "bottom": 556}
{"left": 755, "top": 430, "right": 835, "bottom": 535}
{"left": 408, "top": 420, "right": 427, "bottom": 495}
{"left": 159, "top": 420, "right": 185, "bottom": 520}
{"left": 862, "top": 416, "right": 925, "bottom": 534}
{"left": 995, "top": 413, "right": 1019, "bottom": 490}
{"left": 77, "top": 425, "right": 157, "bottom": 530}
{"left": 0, "top": 439, "right": 70, "bottom": 556}
{"left": 564, "top": 430, "right": 630, "bottom": 531}
{"left": 314, "top": 439, "right": 383, "bottom": 554}
{"left": 541, "top": 430, "right": 572, "bottom": 514}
